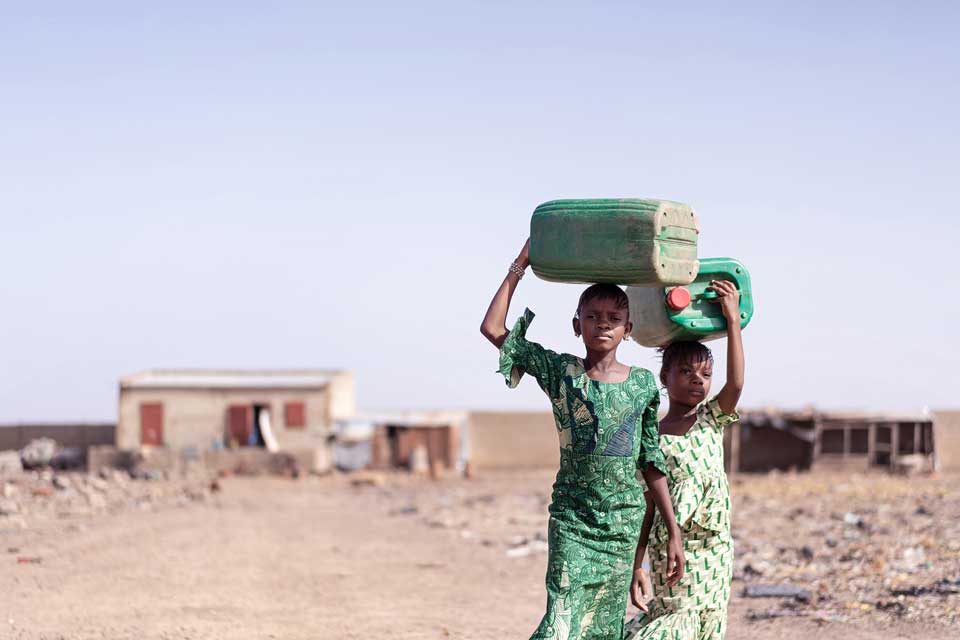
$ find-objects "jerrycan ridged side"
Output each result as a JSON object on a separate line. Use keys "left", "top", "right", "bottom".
{"left": 626, "top": 257, "right": 754, "bottom": 347}
{"left": 529, "top": 198, "right": 700, "bottom": 286}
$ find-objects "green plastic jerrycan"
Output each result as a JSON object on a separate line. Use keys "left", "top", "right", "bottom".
{"left": 529, "top": 198, "right": 700, "bottom": 286}
{"left": 625, "top": 257, "right": 754, "bottom": 347}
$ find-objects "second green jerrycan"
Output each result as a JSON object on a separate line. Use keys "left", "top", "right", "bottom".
{"left": 529, "top": 198, "right": 700, "bottom": 286}
{"left": 625, "top": 257, "right": 754, "bottom": 347}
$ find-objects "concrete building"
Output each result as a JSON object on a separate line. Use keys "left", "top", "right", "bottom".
{"left": 117, "top": 369, "right": 354, "bottom": 452}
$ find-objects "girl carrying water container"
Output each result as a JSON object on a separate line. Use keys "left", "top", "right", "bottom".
{"left": 624, "top": 278, "right": 745, "bottom": 640}
{"left": 480, "top": 239, "right": 685, "bottom": 640}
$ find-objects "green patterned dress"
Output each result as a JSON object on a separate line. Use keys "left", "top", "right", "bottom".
{"left": 498, "top": 309, "right": 665, "bottom": 640}
{"left": 623, "top": 396, "right": 739, "bottom": 640}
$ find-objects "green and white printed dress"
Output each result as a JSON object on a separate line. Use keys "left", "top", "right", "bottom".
{"left": 623, "top": 396, "right": 739, "bottom": 640}
{"left": 498, "top": 309, "right": 666, "bottom": 640}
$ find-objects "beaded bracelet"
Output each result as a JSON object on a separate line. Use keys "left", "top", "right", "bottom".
{"left": 508, "top": 261, "right": 527, "bottom": 279}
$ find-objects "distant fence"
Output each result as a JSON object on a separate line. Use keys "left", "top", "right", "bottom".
{"left": 0, "top": 423, "right": 116, "bottom": 452}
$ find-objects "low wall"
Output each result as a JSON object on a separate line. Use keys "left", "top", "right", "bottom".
{"left": 0, "top": 423, "right": 115, "bottom": 452}
{"left": 934, "top": 410, "right": 960, "bottom": 471}
{"left": 88, "top": 444, "right": 331, "bottom": 475}
{"left": 467, "top": 411, "right": 557, "bottom": 469}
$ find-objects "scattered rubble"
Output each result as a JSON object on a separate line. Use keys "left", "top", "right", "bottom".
{"left": 350, "top": 472, "right": 387, "bottom": 488}
{"left": 20, "top": 438, "right": 57, "bottom": 469}
{"left": 0, "top": 498, "right": 19, "bottom": 516}
{"left": 0, "top": 450, "right": 23, "bottom": 475}
{"left": 742, "top": 583, "right": 812, "bottom": 603}
{"left": 745, "top": 608, "right": 807, "bottom": 621}
{"left": 506, "top": 538, "right": 549, "bottom": 558}
{"left": 890, "top": 577, "right": 960, "bottom": 597}
{"left": 732, "top": 472, "right": 960, "bottom": 626}
{"left": 50, "top": 447, "right": 85, "bottom": 470}
{"left": 388, "top": 505, "right": 419, "bottom": 516}
{"left": 0, "top": 467, "right": 216, "bottom": 533}
{"left": 366, "top": 469, "right": 959, "bottom": 629}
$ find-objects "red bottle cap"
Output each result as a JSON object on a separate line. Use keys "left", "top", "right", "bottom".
{"left": 666, "top": 287, "right": 691, "bottom": 310}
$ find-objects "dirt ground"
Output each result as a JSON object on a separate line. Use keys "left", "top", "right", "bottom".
{"left": 2, "top": 469, "right": 958, "bottom": 639}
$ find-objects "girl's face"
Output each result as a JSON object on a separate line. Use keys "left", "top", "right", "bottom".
{"left": 573, "top": 298, "right": 632, "bottom": 351}
{"left": 663, "top": 357, "right": 713, "bottom": 406}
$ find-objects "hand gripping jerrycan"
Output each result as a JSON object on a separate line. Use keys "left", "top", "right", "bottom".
{"left": 529, "top": 198, "right": 700, "bottom": 286}
{"left": 626, "top": 257, "right": 754, "bottom": 347}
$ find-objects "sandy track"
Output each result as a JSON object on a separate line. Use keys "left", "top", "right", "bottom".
{"left": 1, "top": 471, "right": 955, "bottom": 639}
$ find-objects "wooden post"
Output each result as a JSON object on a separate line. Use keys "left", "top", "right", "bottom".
{"left": 812, "top": 416, "right": 822, "bottom": 467}
{"left": 930, "top": 421, "right": 939, "bottom": 471}
{"left": 891, "top": 422, "right": 900, "bottom": 470}
{"left": 867, "top": 423, "right": 877, "bottom": 467}
{"left": 914, "top": 422, "right": 921, "bottom": 454}
{"left": 842, "top": 424, "right": 851, "bottom": 461}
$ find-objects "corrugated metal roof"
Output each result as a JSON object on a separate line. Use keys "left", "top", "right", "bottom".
{"left": 354, "top": 410, "right": 468, "bottom": 428}
{"left": 120, "top": 369, "right": 348, "bottom": 390}
{"left": 740, "top": 407, "right": 932, "bottom": 423}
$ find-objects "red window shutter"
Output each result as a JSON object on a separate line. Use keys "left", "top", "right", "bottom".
{"left": 140, "top": 402, "right": 164, "bottom": 446}
{"left": 285, "top": 402, "right": 306, "bottom": 429}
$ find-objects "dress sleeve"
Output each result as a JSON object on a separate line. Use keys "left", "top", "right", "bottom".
{"left": 636, "top": 375, "right": 666, "bottom": 474}
{"left": 698, "top": 395, "right": 741, "bottom": 430}
{"left": 497, "top": 308, "right": 562, "bottom": 395}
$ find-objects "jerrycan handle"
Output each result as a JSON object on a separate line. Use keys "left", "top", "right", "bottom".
{"left": 697, "top": 278, "right": 740, "bottom": 301}
{"left": 665, "top": 286, "right": 723, "bottom": 310}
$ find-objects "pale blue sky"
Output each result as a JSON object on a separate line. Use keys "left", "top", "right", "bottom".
{"left": 1, "top": 2, "right": 957, "bottom": 421}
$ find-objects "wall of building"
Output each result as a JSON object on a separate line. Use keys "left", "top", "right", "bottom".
{"left": 467, "top": 411, "right": 557, "bottom": 469}
{"left": 934, "top": 410, "right": 960, "bottom": 471}
{"left": 0, "top": 423, "right": 115, "bottom": 451}
{"left": 327, "top": 373, "right": 356, "bottom": 421}
{"left": 117, "top": 387, "right": 330, "bottom": 450}
{"left": 726, "top": 425, "right": 813, "bottom": 472}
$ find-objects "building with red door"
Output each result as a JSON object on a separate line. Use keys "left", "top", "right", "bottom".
{"left": 116, "top": 369, "right": 354, "bottom": 452}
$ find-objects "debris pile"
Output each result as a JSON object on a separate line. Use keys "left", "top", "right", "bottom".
{"left": 0, "top": 466, "right": 215, "bottom": 534}
{"left": 351, "top": 469, "right": 960, "bottom": 628}
{"left": 732, "top": 471, "right": 960, "bottom": 625}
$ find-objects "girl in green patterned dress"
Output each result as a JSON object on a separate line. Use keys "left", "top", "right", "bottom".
{"left": 481, "top": 239, "right": 685, "bottom": 640}
{"left": 624, "top": 278, "right": 744, "bottom": 640}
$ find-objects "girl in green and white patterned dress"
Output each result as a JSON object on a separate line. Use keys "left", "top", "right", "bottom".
{"left": 481, "top": 239, "right": 686, "bottom": 640}
{"left": 625, "top": 278, "right": 745, "bottom": 640}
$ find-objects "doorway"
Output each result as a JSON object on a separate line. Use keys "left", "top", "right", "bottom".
{"left": 227, "top": 403, "right": 278, "bottom": 449}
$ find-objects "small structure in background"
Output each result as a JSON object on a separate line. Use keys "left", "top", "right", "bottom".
{"left": 725, "top": 408, "right": 817, "bottom": 472}
{"left": 365, "top": 411, "right": 467, "bottom": 479}
{"left": 110, "top": 369, "right": 355, "bottom": 475}
{"left": 332, "top": 418, "right": 375, "bottom": 472}
{"left": 725, "top": 409, "right": 937, "bottom": 474}
{"left": 0, "top": 423, "right": 115, "bottom": 471}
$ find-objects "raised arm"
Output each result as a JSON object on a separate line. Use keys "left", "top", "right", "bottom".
{"left": 709, "top": 279, "right": 744, "bottom": 415}
{"left": 480, "top": 239, "right": 530, "bottom": 348}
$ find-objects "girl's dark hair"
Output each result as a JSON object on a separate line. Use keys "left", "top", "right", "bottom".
{"left": 658, "top": 341, "right": 713, "bottom": 386}
{"left": 575, "top": 283, "right": 629, "bottom": 319}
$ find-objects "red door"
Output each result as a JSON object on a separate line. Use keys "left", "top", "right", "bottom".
{"left": 228, "top": 404, "right": 252, "bottom": 445}
{"left": 140, "top": 402, "right": 164, "bottom": 446}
